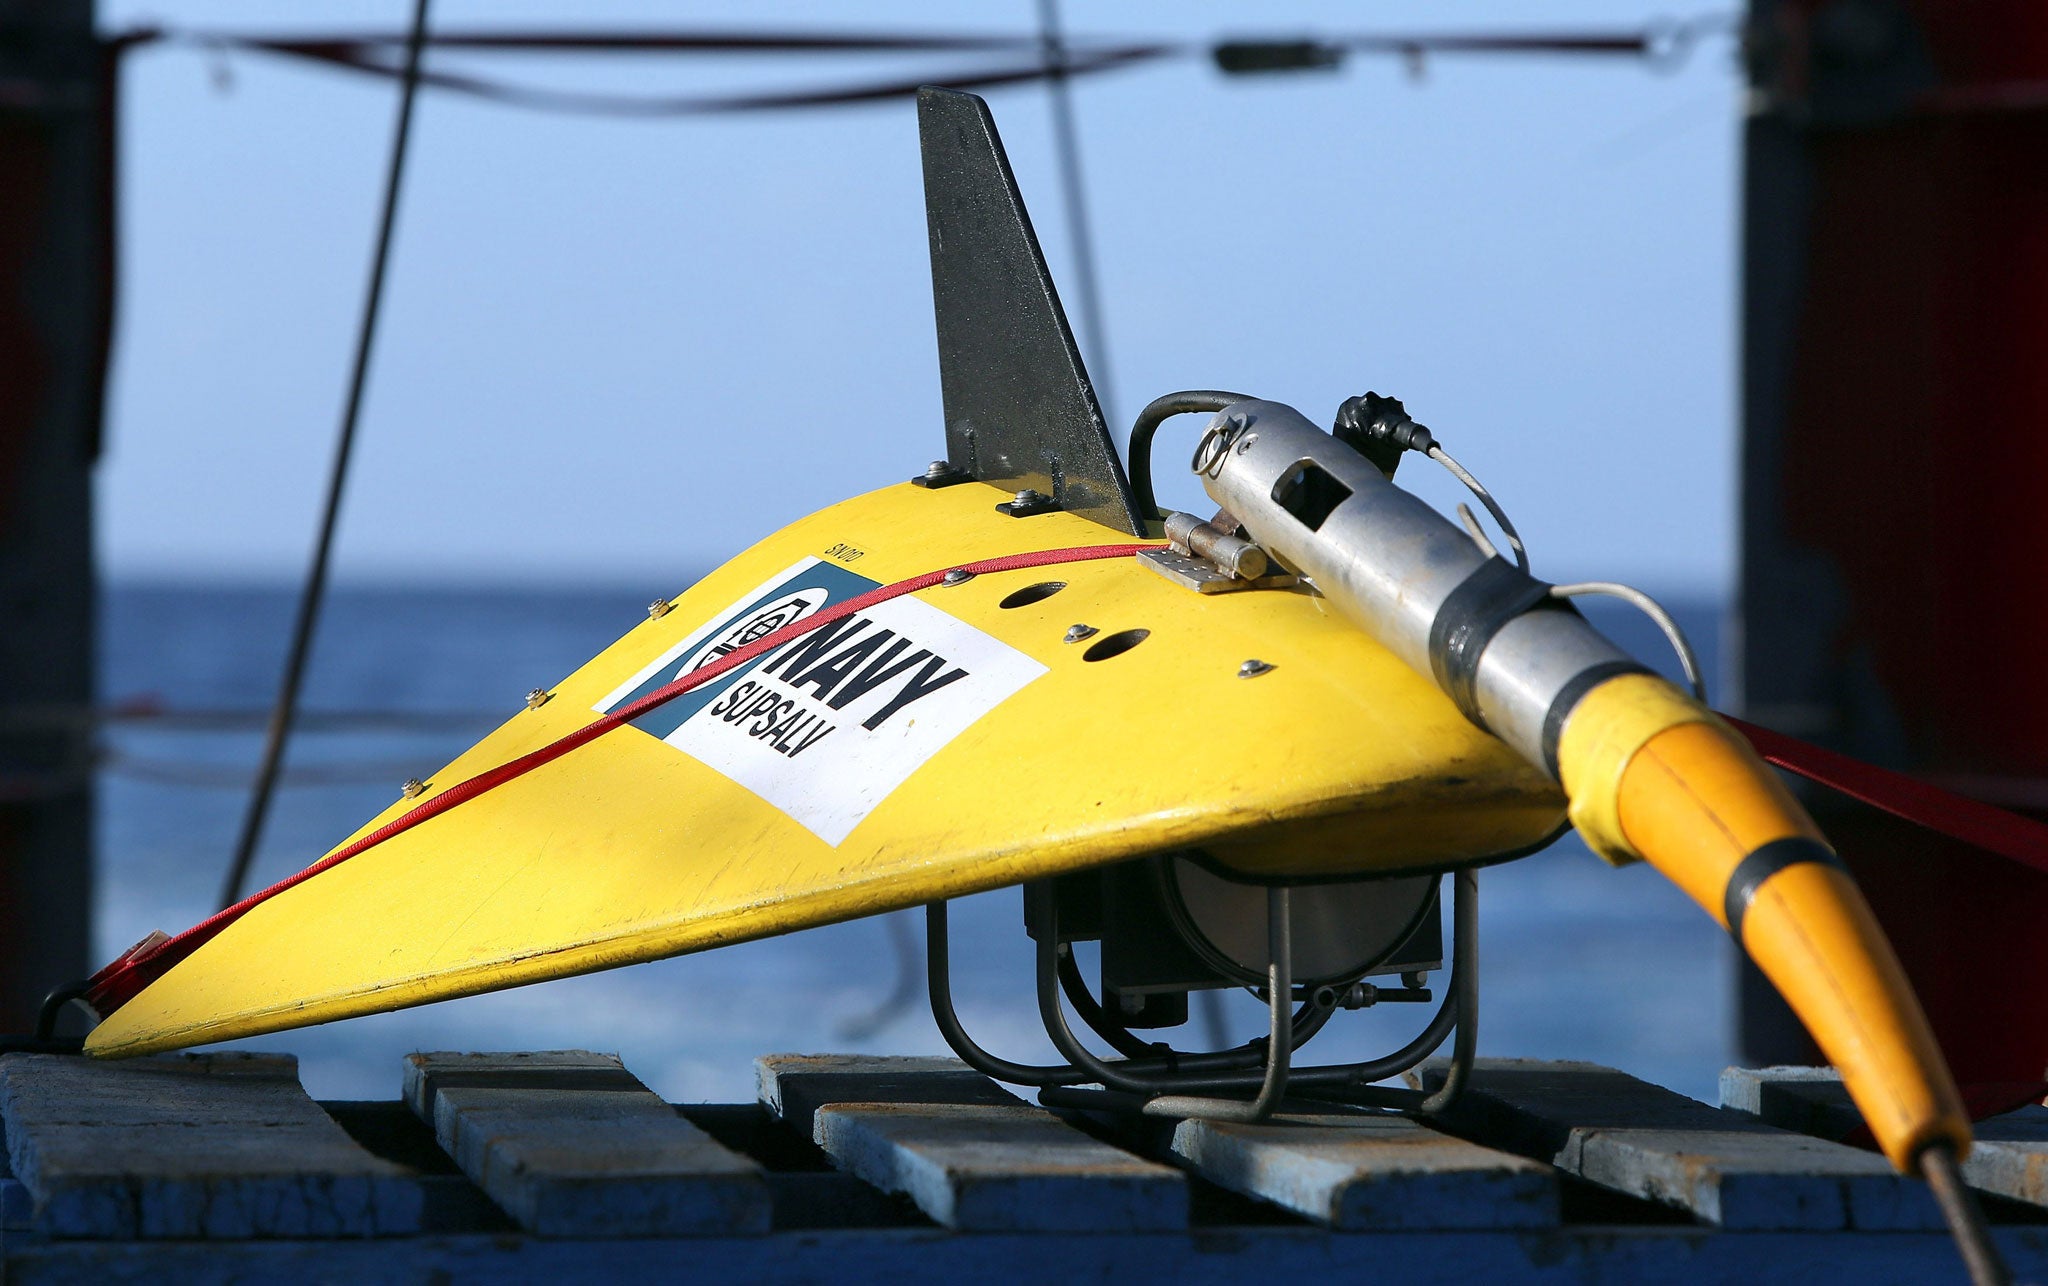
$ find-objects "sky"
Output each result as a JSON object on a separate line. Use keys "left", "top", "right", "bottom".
{"left": 97, "top": 0, "right": 1743, "bottom": 595}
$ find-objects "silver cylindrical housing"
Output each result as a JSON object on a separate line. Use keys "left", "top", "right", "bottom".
{"left": 1196, "top": 399, "right": 1633, "bottom": 772}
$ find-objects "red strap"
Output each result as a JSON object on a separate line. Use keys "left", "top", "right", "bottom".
{"left": 1725, "top": 715, "right": 2048, "bottom": 878}
{"left": 87, "top": 542, "right": 1155, "bottom": 1016}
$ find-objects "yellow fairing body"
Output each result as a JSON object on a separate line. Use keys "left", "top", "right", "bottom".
{"left": 89, "top": 480, "right": 1562, "bottom": 1058}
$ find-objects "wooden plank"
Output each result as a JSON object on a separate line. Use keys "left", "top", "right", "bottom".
{"left": 316, "top": 1100, "right": 516, "bottom": 1234}
{"left": 1168, "top": 1113, "right": 1560, "bottom": 1230}
{"left": 679, "top": 1103, "right": 931, "bottom": 1231}
{"left": 1409, "top": 1058, "right": 1942, "bottom": 1230}
{"left": 1723, "top": 1065, "right": 2048, "bottom": 1207}
{"left": 1718, "top": 1066, "right": 1867, "bottom": 1139}
{"left": 404, "top": 1050, "right": 769, "bottom": 1238}
{"left": 811, "top": 1102, "right": 1186, "bottom": 1232}
{"left": 754, "top": 1053, "right": 1018, "bottom": 1136}
{"left": 757, "top": 1053, "right": 1185, "bottom": 1232}
{"left": 0, "top": 1051, "right": 420, "bottom": 1239}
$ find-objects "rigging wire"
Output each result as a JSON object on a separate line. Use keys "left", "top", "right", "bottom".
{"left": 249, "top": 42, "right": 1167, "bottom": 119}
{"left": 109, "top": 19, "right": 1733, "bottom": 120}
{"left": 834, "top": 912, "right": 925, "bottom": 1042}
{"left": 217, "top": 0, "right": 433, "bottom": 913}
{"left": 1035, "top": 0, "right": 1118, "bottom": 430}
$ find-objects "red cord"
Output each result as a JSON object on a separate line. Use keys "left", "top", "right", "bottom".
{"left": 1726, "top": 715, "right": 2048, "bottom": 878}
{"left": 86, "top": 542, "right": 1154, "bottom": 1017}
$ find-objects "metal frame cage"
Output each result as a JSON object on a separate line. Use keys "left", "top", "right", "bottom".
{"left": 924, "top": 867, "right": 1480, "bottom": 1122}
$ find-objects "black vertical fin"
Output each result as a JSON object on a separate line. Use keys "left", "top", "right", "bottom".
{"left": 917, "top": 87, "right": 1143, "bottom": 536}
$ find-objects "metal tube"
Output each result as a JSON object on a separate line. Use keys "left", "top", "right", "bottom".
{"left": 1142, "top": 886, "right": 1294, "bottom": 1122}
{"left": 1285, "top": 868, "right": 1474, "bottom": 1106}
{"left": 1056, "top": 944, "right": 1169, "bottom": 1061}
{"left": 1196, "top": 400, "right": 1631, "bottom": 769}
{"left": 1417, "top": 868, "right": 1479, "bottom": 1115}
{"left": 924, "top": 901, "right": 1091, "bottom": 1087}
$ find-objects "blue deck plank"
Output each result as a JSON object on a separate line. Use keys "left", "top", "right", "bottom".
{"left": 1723, "top": 1065, "right": 2048, "bottom": 1207}
{"left": 759, "top": 1054, "right": 1185, "bottom": 1232}
{"left": 404, "top": 1050, "right": 771, "bottom": 1238}
{"left": 1169, "top": 1113, "right": 1560, "bottom": 1230}
{"left": 0, "top": 1052, "right": 420, "bottom": 1240}
{"left": 1411, "top": 1058, "right": 1943, "bottom": 1229}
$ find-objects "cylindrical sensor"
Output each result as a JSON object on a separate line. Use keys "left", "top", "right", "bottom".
{"left": 1193, "top": 399, "right": 1631, "bottom": 773}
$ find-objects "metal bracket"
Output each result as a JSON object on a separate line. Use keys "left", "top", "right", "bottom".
{"left": 912, "top": 459, "right": 974, "bottom": 490}
{"left": 1138, "top": 549, "right": 1298, "bottom": 595}
{"left": 995, "top": 488, "right": 1060, "bottom": 518}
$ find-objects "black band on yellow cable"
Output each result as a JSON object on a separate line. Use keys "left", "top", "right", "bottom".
{"left": 1723, "top": 837, "right": 1845, "bottom": 938}
{"left": 1538, "top": 659, "right": 1652, "bottom": 778}
{"left": 1428, "top": 556, "right": 1560, "bottom": 727}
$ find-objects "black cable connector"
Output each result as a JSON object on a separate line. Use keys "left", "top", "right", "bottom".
{"left": 1334, "top": 391, "right": 1436, "bottom": 474}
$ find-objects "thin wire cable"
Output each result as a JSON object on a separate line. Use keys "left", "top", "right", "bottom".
{"left": 106, "top": 18, "right": 1742, "bottom": 122}
{"left": 835, "top": 912, "right": 925, "bottom": 1041}
{"left": 1548, "top": 581, "right": 1707, "bottom": 701}
{"left": 1428, "top": 445, "right": 1527, "bottom": 570}
{"left": 218, "top": 0, "right": 432, "bottom": 912}
{"left": 1922, "top": 1144, "right": 2012, "bottom": 1286}
{"left": 1035, "top": 0, "right": 1117, "bottom": 430}
{"left": 1454, "top": 501, "right": 1500, "bottom": 560}
{"left": 1439, "top": 463, "right": 1701, "bottom": 700}
{"left": 1727, "top": 713, "right": 2048, "bottom": 875}
{"left": 255, "top": 41, "right": 1167, "bottom": 119}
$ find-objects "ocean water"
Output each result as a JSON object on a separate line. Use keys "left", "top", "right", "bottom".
{"left": 99, "top": 582, "right": 1734, "bottom": 1104}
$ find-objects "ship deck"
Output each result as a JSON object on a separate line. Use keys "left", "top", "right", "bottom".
{"left": 2, "top": 1049, "right": 2043, "bottom": 1283}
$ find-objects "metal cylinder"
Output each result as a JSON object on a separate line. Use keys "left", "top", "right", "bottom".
{"left": 1194, "top": 400, "right": 1632, "bottom": 772}
{"left": 1162, "top": 510, "right": 1269, "bottom": 580}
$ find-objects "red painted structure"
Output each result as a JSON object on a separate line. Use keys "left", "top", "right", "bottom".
{"left": 0, "top": 0, "right": 108, "bottom": 1033}
{"left": 1739, "top": 0, "right": 2048, "bottom": 1086}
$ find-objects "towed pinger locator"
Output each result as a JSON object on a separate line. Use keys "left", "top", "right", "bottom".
{"left": 72, "top": 86, "right": 2016, "bottom": 1284}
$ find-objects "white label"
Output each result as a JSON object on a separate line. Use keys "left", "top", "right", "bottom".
{"left": 598, "top": 558, "right": 1045, "bottom": 845}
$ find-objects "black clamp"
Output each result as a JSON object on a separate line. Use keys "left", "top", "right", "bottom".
{"left": 1333, "top": 392, "right": 1436, "bottom": 478}
{"left": 1427, "top": 556, "right": 1565, "bottom": 729}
